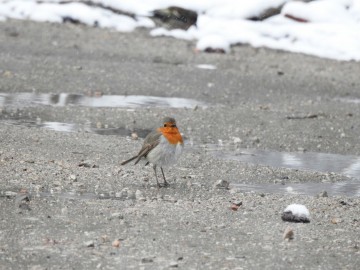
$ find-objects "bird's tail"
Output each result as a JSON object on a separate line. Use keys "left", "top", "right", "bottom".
{"left": 120, "top": 155, "right": 138, "bottom": 165}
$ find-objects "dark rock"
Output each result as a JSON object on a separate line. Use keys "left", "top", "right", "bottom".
{"left": 84, "top": 240, "right": 95, "bottom": 247}
{"left": 151, "top": 6, "right": 197, "bottom": 30}
{"left": 281, "top": 211, "right": 310, "bottom": 223}
{"left": 141, "top": 257, "right": 154, "bottom": 263}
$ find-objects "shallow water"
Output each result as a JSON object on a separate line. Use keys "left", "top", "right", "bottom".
{"left": 232, "top": 182, "right": 360, "bottom": 197}
{"left": 209, "top": 146, "right": 360, "bottom": 180}
{"left": 1, "top": 118, "right": 151, "bottom": 137}
{"left": 0, "top": 92, "right": 206, "bottom": 109}
{"left": 334, "top": 96, "right": 360, "bottom": 105}
{"left": 201, "top": 144, "right": 360, "bottom": 197}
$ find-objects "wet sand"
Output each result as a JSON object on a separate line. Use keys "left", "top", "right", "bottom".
{"left": 0, "top": 20, "right": 359, "bottom": 269}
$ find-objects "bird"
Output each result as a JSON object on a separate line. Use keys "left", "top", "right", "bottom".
{"left": 151, "top": 6, "right": 198, "bottom": 30}
{"left": 121, "top": 117, "right": 183, "bottom": 187}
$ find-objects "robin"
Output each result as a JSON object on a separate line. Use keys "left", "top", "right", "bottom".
{"left": 121, "top": 117, "right": 183, "bottom": 187}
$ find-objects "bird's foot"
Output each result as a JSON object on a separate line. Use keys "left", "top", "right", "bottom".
{"left": 157, "top": 182, "right": 170, "bottom": 188}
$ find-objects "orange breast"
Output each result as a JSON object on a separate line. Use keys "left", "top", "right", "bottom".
{"left": 158, "top": 127, "right": 183, "bottom": 145}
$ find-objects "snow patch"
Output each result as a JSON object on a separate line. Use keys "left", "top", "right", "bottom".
{"left": 0, "top": 0, "right": 360, "bottom": 61}
{"left": 282, "top": 203, "right": 310, "bottom": 223}
{"left": 196, "top": 34, "right": 230, "bottom": 53}
{"left": 284, "top": 204, "right": 310, "bottom": 218}
{"left": 150, "top": 27, "right": 195, "bottom": 40}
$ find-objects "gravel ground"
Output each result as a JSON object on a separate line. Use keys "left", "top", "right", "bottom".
{"left": 0, "top": 20, "right": 359, "bottom": 270}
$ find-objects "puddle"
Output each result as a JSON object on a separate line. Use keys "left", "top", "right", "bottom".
{"left": 209, "top": 146, "right": 360, "bottom": 180}
{"left": 35, "top": 191, "right": 113, "bottom": 200}
{"left": 232, "top": 182, "right": 360, "bottom": 197}
{"left": 196, "top": 64, "right": 217, "bottom": 70}
{"left": 201, "top": 145, "right": 360, "bottom": 197}
{"left": 334, "top": 96, "right": 360, "bottom": 104}
{"left": 1, "top": 118, "right": 151, "bottom": 137}
{"left": 0, "top": 92, "right": 206, "bottom": 109}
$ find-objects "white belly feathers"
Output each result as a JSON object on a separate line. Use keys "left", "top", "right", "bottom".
{"left": 146, "top": 135, "right": 183, "bottom": 167}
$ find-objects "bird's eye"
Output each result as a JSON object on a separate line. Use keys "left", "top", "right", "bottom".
{"left": 164, "top": 124, "right": 167, "bottom": 127}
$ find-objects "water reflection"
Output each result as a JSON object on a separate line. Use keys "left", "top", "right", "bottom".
{"left": 0, "top": 92, "right": 206, "bottom": 108}
{"left": 1, "top": 118, "right": 151, "bottom": 138}
{"left": 205, "top": 146, "right": 360, "bottom": 197}
{"left": 334, "top": 96, "right": 360, "bottom": 104}
{"left": 232, "top": 181, "right": 360, "bottom": 197}
{"left": 213, "top": 147, "right": 360, "bottom": 179}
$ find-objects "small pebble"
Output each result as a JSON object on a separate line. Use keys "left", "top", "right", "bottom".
{"left": 331, "top": 217, "right": 342, "bottom": 224}
{"left": 101, "top": 235, "right": 109, "bottom": 243}
{"left": 52, "top": 181, "right": 62, "bottom": 187}
{"left": 169, "top": 261, "right": 178, "bottom": 268}
{"left": 118, "top": 188, "right": 128, "bottom": 199}
{"left": 316, "top": 191, "right": 328, "bottom": 198}
{"left": 85, "top": 240, "right": 95, "bottom": 247}
{"left": 141, "top": 257, "right": 154, "bottom": 263}
{"left": 230, "top": 201, "right": 242, "bottom": 211}
{"left": 339, "top": 200, "right": 348, "bottom": 206}
{"left": 214, "top": 180, "right": 229, "bottom": 189}
{"left": 110, "top": 213, "right": 124, "bottom": 220}
{"left": 73, "top": 182, "right": 84, "bottom": 188}
{"left": 233, "top": 137, "right": 242, "bottom": 143}
{"left": 91, "top": 90, "right": 102, "bottom": 97}
{"left": 112, "top": 239, "right": 121, "bottom": 248}
{"left": 283, "top": 227, "right": 294, "bottom": 241}
{"left": 19, "top": 188, "right": 28, "bottom": 194}
{"left": 135, "top": 190, "right": 146, "bottom": 201}
{"left": 131, "top": 132, "right": 138, "bottom": 140}
{"left": 5, "top": 191, "right": 18, "bottom": 197}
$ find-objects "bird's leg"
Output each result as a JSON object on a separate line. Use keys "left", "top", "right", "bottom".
{"left": 160, "top": 167, "right": 169, "bottom": 187}
{"left": 153, "top": 165, "right": 161, "bottom": 187}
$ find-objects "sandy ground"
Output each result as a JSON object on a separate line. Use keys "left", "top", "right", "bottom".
{"left": 0, "top": 20, "right": 359, "bottom": 270}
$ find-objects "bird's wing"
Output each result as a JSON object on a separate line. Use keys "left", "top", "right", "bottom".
{"left": 134, "top": 130, "right": 161, "bottom": 164}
